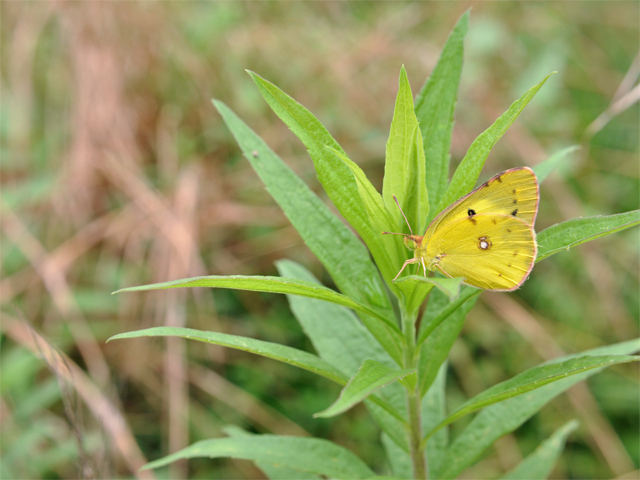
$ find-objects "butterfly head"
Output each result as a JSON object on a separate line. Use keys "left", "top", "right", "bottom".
{"left": 402, "top": 235, "right": 423, "bottom": 251}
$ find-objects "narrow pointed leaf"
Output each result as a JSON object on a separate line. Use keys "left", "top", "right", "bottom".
{"left": 383, "top": 66, "right": 427, "bottom": 233}
{"left": 213, "top": 99, "right": 395, "bottom": 326}
{"left": 499, "top": 420, "right": 579, "bottom": 480}
{"left": 417, "top": 286, "right": 480, "bottom": 346}
{"left": 426, "top": 355, "right": 639, "bottom": 438}
{"left": 243, "top": 76, "right": 396, "bottom": 312}
{"left": 406, "top": 124, "right": 430, "bottom": 235}
{"left": 396, "top": 275, "right": 463, "bottom": 302}
{"left": 434, "top": 339, "right": 639, "bottom": 479}
{"left": 418, "top": 287, "right": 480, "bottom": 397}
{"left": 276, "top": 259, "right": 400, "bottom": 374}
{"left": 382, "top": 433, "right": 412, "bottom": 479}
{"left": 415, "top": 10, "right": 468, "bottom": 212}
{"left": 422, "top": 362, "right": 449, "bottom": 478}
{"left": 114, "top": 275, "right": 399, "bottom": 332}
{"left": 533, "top": 145, "right": 579, "bottom": 184}
{"left": 109, "top": 326, "right": 403, "bottom": 422}
{"left": 142, "top": 436, "right": 375, "bottom": 479}
{"left": 324, "top": 146, "right": 404, "bottom": 293}
{"left": 394, "top": 274, "right": 465, "bottom": 317}
{"left": 536, "top": 210, "right": 640, "bottom": 262}
{"left": 109, "top": 327, "right": 347, "bottom": 384}
{"left": 436, "top": 73, "right": 555, "bottom": 219}
{"left": 315, "top": 360, "right": 415, "bottom": 418}
{"left": 224, "top": 427, "right": 322, "bottom": 480}
{"left": 276, "top": 260, "right": 407, "bottom": 422}
{"left": 367, "top": 401, "right": 410, "bottom": 453}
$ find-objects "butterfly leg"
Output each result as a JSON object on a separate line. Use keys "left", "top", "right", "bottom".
{"left": 421, "top": 257, "right": 428, "bottom": 277}
{"left": 393, "top": 258, "right": 419, "bottom": 281}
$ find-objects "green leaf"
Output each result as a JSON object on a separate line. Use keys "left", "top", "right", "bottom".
{"left": 367, "top": 401, "right": 410, "bottom": 453}
{"left": 436, "top": 72, "right": 555, "bottom": 219}
{"left": 533, "top": 145, "right": 579, "bottom": 184}
{"left": 108, "top": 327, "right": 348, "bottom": 384}
{"left": 276, "top": 259, "right": 401, "bottom": 374}
{"left": 276, "top": 260, "right": 408, "bottom": 426}
{"left": 417, "top": 286, "right": 480, "bottom": 346}
{"left": 394, "top": 274, "right": 465, "bottom": 318}
{"left": 396, "top": 275, "right": 463, "bottom": 302}
{"left": 315, "top": 360, "right": 415, "bottom": 418}
{"left": 499, "top": 420, "right": 579, "bottom": 480}
{"left": 422, "top": 362, "right": 449, "bottom": 478}
{"left": 425, "top": 355, "right": 639, "bottom": 439}
{"left": 242, "top": 77, "right": 397, "bottom": 311}
{"left": 324, "top": 146, "right": 404, "bottom": 293}
{"left": 433, "top": 339, "right": 640, "bottom": 479}
{"left": 406, "top": 124, "right": 430, "bottom": 235}
{"left": 110, "top": 326, "right": 403, "bottom": 423}
{"left": 536, "top": 210, "right": 640, "bottom": 262}
{"left": 142, "top": 435, "right": 375, "bottom": 479}
{"left": 383, "top": 66, "right": 428, "bottom": 235}
{"left": 212, "top": 99, "right": 396, "bottom": 329}
{"left": 114, "top": 274, "right": 399, "bottom": 333}
{"left": 418, "top": 287, "right": 480, "bottom": 397}
{"left": 224, "top": 426, "right": 322, "bottom": 480}
{"left": 415, "top": 10, "right": 468, "bottom": 214}
{"left": 382, "top": 433, "right": 412, "bottom": 479}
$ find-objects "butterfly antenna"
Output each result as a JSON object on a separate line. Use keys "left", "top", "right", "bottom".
{"left": 393, "top": 194, "right": 413, "bottom": 235}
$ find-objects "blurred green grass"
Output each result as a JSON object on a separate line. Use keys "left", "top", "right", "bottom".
{"left": 1, "top": 2, "right": 638, "bottom": 479}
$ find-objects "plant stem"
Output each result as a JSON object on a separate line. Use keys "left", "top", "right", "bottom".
{"left": 401, "top": 307, "right": 428, "bottom": 480}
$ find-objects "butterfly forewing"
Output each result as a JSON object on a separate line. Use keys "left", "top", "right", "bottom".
{"left": 423, "top": 168, "right": 539, "bottom": 247}
{"left": 425, "top": 214, "right": 537, "bottom": 291}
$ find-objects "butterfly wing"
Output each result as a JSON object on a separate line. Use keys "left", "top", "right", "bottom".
{"left": 425, "top": 167, "right": 539, "bottom": 244}
{"left": 425, "top": 213, "right": 537, "bottom": 291}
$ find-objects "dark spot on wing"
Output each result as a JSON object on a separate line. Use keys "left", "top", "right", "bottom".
{"left": 513, "top": 250, "right": 519, "bottom": 256}
{"left": 467, "top": 209, "right": 476, "bottom": 216}
{"left": 496, "top": 176, "right": 503, "bottom": 183}
{"left": 511, "top": 208, "right": 518, "bottom": 217}
{"left": 491, "top": 219, "right": 497, "bottom": 225}
{"left": 506, "top": 228, "right": 512, "bottom": 233}
{"left": 512, "top": 199, "right": 518, "bottom": 204}
{"left": 512, "top": 188, "right": 517, "bottom": 194}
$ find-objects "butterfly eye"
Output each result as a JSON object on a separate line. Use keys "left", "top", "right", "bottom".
{"left": 478, "top": 236, "right": 492, "bottom": 250}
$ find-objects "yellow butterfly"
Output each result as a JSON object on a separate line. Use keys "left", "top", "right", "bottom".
{"left": 384, "top": 167, "right": 539, "bottom": 292}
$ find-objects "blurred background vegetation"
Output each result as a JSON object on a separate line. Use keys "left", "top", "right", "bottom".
{"left": 1, "top": 2, "right": 638, "bottom": 479}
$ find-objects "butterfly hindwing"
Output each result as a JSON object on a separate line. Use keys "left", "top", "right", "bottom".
{"left": 425, "top": 213, "right": 537, "bottom": 291}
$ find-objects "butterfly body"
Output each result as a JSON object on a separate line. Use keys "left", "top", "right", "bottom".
{"left": 386, "top": 167, "right": 539, "bottom": 292}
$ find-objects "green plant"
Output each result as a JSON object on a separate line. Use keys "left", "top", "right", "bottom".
{"left": 109, "top": 12, "right": 639, "bottom": 479}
